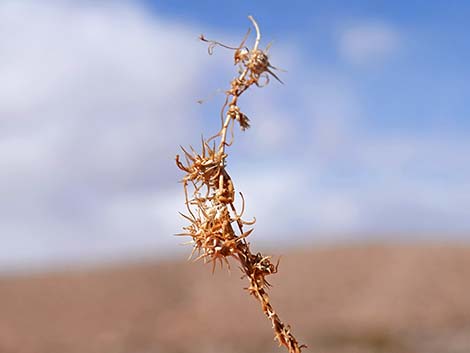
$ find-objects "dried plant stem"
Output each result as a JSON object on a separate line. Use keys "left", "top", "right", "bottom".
{"left": 176, "top": 16, "right": 305, "bottom": 353}
{"left": 249, "top": 15, "right": 261, "bottom": 51}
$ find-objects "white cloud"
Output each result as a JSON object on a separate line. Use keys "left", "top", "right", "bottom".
{"left": 243, "top": 98, "right": 295, "bottom": 152}
{"left": 303, "top": 75, "right": 361, "bottom": 157}
{"left": 339, "top": 21, "right": 401, "bottom": 65}
{"left": 0, "top": 0, "right": 218, "bottom": 269}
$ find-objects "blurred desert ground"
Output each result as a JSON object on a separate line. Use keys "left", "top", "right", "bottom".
{"left": 1, "top": 244, "right": 470, "bottom": 353}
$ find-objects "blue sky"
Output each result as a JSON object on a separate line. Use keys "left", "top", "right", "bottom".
{"left": 1, "top": 0, "right": 469, "bottom": 271}
{"left": 145, "top": 0, "right": 470, "bottom": 132}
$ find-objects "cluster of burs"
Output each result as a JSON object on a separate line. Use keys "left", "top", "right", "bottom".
{"left": 176, "top": 16, "right": 304, "bottom": 353}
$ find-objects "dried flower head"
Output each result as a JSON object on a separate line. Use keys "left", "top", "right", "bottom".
{"left": 176, "top": 16, "right": 305, "bottom": 353}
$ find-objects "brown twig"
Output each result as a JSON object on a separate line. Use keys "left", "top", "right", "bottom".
{"left": 176, "top": 16, "right": 305, "bottom": 353}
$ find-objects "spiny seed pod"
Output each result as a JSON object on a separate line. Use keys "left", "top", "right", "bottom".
{"left": 176, "top": 16, "right": 305, "bottom": 353}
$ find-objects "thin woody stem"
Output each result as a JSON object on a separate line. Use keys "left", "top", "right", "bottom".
{"left": 176, "top": 15, "right": 304, "bottom": 353}
{"left": 218, "top": 68, "right": 248, "bottom": 155}
{"left": 248, "top": 15, "right": 261, "bottom": 52}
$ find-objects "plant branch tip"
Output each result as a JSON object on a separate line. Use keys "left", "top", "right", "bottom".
{"left": 176, "top": 16, "right": 303, "bottom": 353}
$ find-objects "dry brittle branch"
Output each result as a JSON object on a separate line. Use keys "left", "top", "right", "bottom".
{"left": 176, "top": 15, "right": 305, "bottom": 353}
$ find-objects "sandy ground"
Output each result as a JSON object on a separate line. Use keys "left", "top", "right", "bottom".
{"left": 1, "top": 244, "right": 470, "bottom": 353}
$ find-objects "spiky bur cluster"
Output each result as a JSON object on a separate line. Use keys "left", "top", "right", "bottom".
{"left": 175, "top": 16, "right": 305, "bottom": 353}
